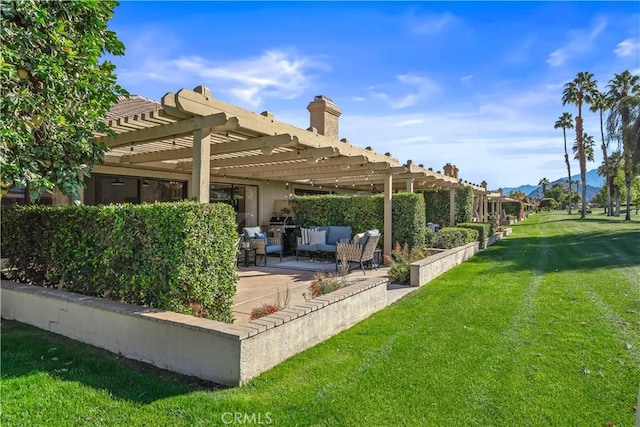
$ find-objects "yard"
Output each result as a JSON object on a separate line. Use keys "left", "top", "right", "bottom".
{"left": 2, "top": 211, "right": 639, "bottom": 426}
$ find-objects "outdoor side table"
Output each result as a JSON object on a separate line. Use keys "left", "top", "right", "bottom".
{"left": 243, "top": 247, "right": 257, "bottom": 266}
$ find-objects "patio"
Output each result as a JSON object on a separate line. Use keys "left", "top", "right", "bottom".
{"left": 233, "top": 257, "right": 399, "bottom": 325}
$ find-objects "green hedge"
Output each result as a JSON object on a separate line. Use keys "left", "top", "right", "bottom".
{"left": 432, "top": 227, "right": 479, "bottom": 249}
{"left": 457, "top": 222, "right": 493, "bottom": 243}
{"left": 422, "top": 190, "right": 450, "bottom": 226}
{"left": 2, "top": 202, "right": 238, "bottom": 323}
{"left": 503, "top": 201, "right": 523, "bottom": 218}
{"left": 455, "top": 187, "right": 475, "bottom": 224}
{"left": 289, "top": 192, "right": 426, "bottom": 248}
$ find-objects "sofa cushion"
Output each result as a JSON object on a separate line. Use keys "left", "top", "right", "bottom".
{"left": 243, "top": 226, "right": 262, "bottom": 240}
{"left": 297, "top": 243, "right": 318, "bottom": 252}
{"left": 265, "top": 244, "right": 281, "bottom": 254}
{"left": 317, "top": 243, "right": 337, "bottom": 253}
{"left": 326, "top": 226, "right": 352, "bottom": 245}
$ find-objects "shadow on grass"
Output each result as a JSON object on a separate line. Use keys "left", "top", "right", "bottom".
{"left": 1, "top": 320, "right": 222, "bottom": 404}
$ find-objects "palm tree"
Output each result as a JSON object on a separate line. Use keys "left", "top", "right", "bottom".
{"left": 554, "top": 112, "right": 574, "bottom": 214}
{"left": 589, "top": 90, "right": 612, "bottom": 215}
{"left": 538, "top": 177, "right": 550, "bottom": 198}
{"left": 606, "top": 70, "right": 640, "bottom": 220}
{"left": 606, "top": 151, "right": 624, "bottom": 216}
{"left": 562, "top": 71, "right": 598, "bottom": 218}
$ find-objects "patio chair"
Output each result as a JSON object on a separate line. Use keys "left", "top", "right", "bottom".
{"left": 248, "top": 234, "right": 283, "bottom": 266}
{"left": 335, "top": 232, "right": 380, "bottom": 274}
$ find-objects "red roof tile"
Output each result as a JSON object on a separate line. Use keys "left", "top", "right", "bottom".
{"left": 105, "top": 95, "right": 161, "bottom": 120}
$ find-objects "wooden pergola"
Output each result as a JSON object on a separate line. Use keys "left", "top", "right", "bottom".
{"left": 95, "top": 86, "right": 487, "bottom": 259}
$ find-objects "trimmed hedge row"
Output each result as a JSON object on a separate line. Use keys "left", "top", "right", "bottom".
{"left": 457, "top": 222, "right": 494, "bottom": 243}
{"left": 432, "top": 227, "right": 479, "bottom": 249}
{"left": 289, "top": 192, "right": 426, "bottom": 248}
{"left": 2, "top": 202, "right": 238, "bottom": 323}
{"left": 455, "top": 187, "right": 475, "bottom": 224}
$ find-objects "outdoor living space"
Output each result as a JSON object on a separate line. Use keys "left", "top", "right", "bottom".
{"left": 233, "top": 258, "right": 394, "bottom": 325}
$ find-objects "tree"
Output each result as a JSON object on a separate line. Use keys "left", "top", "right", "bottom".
{"left": 0, "top": 1, "right": 127, "bottom": 200}
{"left": 538, "top": 177, "right": 550, "bottom": 198}
{"left": 562, "top": 71, "right": 598, "bottom": 218}
{"left": 606, "top": 70, "right": 640, "bottom": 220}
{"left": 572, "top": 132, "right": 595, "bottom": 163}
{"left": 589, "top": 90, "right": 612, "bottom": 215}
{"left": 554, "top": 112, "right": 574, "bottom": 214}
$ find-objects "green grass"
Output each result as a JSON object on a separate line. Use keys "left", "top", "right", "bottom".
{"left": 2, "top": 212, "right": 639, "bottom": 426}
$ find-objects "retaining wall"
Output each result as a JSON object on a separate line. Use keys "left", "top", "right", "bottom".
{"left": 1, "top": 277, "right": 388, "bottom": 386}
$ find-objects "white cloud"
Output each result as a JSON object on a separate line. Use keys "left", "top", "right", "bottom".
{"left": 339, "top": 80, "right": 603, "bottom": 188}
{"left": 460, "top": 75, "right": 474, "bottom": 84}
{"left": 546, "top": 20, "right": 608, "bottom": 67}
{"left": 119, "top": 49, "right": 329, "bottom": 108}
{"left": 370, "top": 73, "right": 441, "bottom": 109}
{"left": 169, "top": 50, "right": 329, "bottom": 107}
{"left": 409, "top": 12, "right": 458, "bottom": 35}
{"left": 614, "top": 38, "right": 640, "bottom": 57}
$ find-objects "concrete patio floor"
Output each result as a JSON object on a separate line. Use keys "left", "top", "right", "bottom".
{"left": 232, "top": 256, "right": 403, "bottom": 325}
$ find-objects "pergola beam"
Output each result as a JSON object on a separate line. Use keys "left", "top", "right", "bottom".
{"left": 98, "top": 113, "right": 237, "bottom": 148}
{"left": 120, "top": 133, "right": 299, "bottom": 164}
{"left": 201, "top": 147, "right": 339, "bottom": 168}
{"left": 244, "top": 162, "right": 399, "bottom": 180}
{"left": 214, "top": 155, "right": 370, "bottom": 175}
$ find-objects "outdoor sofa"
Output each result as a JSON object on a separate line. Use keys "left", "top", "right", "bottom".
{"left": 296, "top": 225, "right": 352, "bottom": 261}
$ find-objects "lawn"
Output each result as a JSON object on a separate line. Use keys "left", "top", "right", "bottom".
{"left": 2, "top": 211, "right": 639, "bottom": 426}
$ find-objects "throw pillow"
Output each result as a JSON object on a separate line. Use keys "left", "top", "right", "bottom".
{"left": 300, "top": 227, "right": 318, "bottom": 245}
{"left": 255, "top": 231, "right": 268, "bottom": 241}
{"left": 309, "top": 229, "right": 326, "bottom": 245}
{"left": 352, "top": 232, "right": 365, "bottom": 245}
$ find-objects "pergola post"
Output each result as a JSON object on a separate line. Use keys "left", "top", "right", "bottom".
{"left": 191, "top": 128, "right": 211, "bottom": 203}
{"left": 483, "top": 195, "right": 489, "bottom": 222}
{"left": 405, "top": 178, "right": 414, "bottom": 193}
{"left": 383, "top": 173, "right": 392, "bottom": 264}
{"left": 449, "top": 187, "right": 456, "bottom": 226}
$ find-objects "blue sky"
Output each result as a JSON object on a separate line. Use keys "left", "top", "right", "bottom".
{"left": 107, "top": 1, "right": 640, "bottom": 189}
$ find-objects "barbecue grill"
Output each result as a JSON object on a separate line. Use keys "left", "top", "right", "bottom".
{"left": 268, "top": 216, "right": 296, "bottom": 254}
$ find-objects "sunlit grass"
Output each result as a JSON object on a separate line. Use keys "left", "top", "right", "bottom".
{"left": 2, "top": 211, "right": 639, "bottom": 426}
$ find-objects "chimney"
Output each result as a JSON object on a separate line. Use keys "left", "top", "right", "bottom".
{"left": 453, "top": 165, "right": 459, "bottom": 179}
{"left": 443, "top": 163, "right": 454, "bottom": 177}
{"left": 307, "top": 95, "right": 341, "bottom": 141}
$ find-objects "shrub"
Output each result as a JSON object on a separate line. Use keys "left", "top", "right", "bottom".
{"left": 389, "top": 242, "right": 432, "bottom": 285}
{"left": 250, "top": 287, "right": 290, "bottom": 320}
{"left": 2, "top": 202, "right": 238, "bottom": 323}
{"left": 433, "top": 227, "right": 478, "bottom": 249}
{"left": 303, "top": 269, "right": 350, "bottom": 301}
{"left": 425, "top": 228, "right": 436, "bottom": 247}
{"left": 539, "top": 198, "right": 558, "bottom": 210}
{"left": 457, "top": 222, "right": 493, "bottom": 243}
{"left": 289, "top": 192, "right": 426, "bottom": 248}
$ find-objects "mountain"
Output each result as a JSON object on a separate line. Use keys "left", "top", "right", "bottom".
{"left": 502, "top": 169, "right": 604, "bottom": 202}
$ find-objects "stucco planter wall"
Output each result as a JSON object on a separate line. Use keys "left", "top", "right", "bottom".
{"left": 1, "top": 277, "right": 388, "bottom": 386}
{"left": 409, "top": 242, "right": 480, "bottom": 287}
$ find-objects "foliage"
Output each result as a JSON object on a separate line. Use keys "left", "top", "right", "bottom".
{"left": 2, "top": 202, "right": 238, "bottom": 322}
{"left": 562, "top": 71, "right": 598, "bottom": 218}
{"left": 250, "top": 287, "right": 290, "bottom": 320}
{"left": 457, "top": 222, "right": 493, "bottom": 243}
{"left": 539, "top": 197, "right": 559, "bottom": 210}
{"left": 455, "top": 186, "right": 474, "bottom": 224}
{"left": 422, "top": 189, "right": 450, "bottom": 226}
{"left": 503, "top": 201, "right": 523, "bottom": 217}
{"left": 0, "top": 1, "right": 128, "bottom": 199}
{"left": 289, "top": 192, "right": 426, "bottom": 248}
{"left": 388, "top": 242, "right": 432, "bottom": 285}
{"left": 432, "top": 227, "right": 478, "bottom": 249}
{"left": 303, "top": 268, "right": 350, "bottom": 301}
{"left": 424, "top": 228, "right": 437, "bottom": 247}
{"left": 606, "top": 70, "right": 640, "bottom": 220}
{"left": 554, "top": 112, "right": 575, "bottom": 213}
